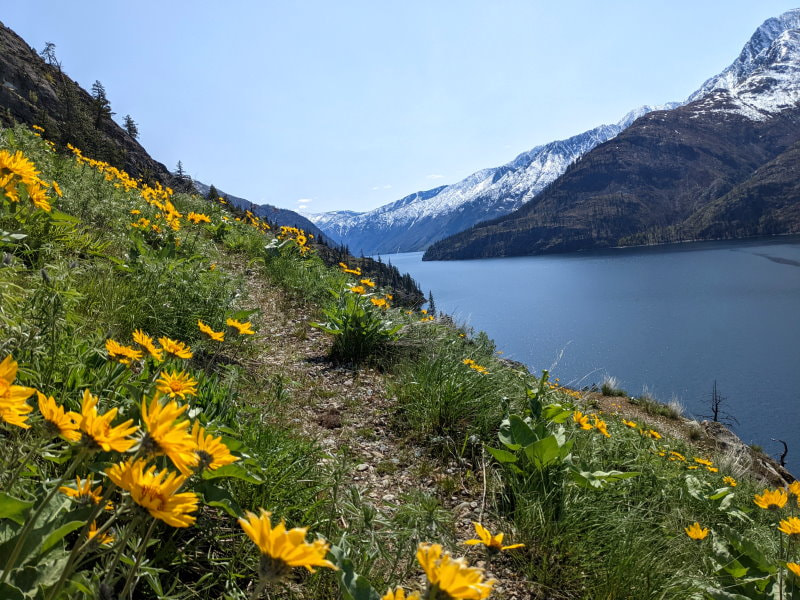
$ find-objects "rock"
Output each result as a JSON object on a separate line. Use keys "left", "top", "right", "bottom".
{"left": 356, "top": 463, "right": 369, "bottom": 472}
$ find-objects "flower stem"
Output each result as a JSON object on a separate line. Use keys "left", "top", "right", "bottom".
{"left": 119, "top": 517, "right": 157, "bottom": 599}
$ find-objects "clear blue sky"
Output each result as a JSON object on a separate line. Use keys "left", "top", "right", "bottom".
{"left": 2, "top": 2, "right": 798, "bottom": 213}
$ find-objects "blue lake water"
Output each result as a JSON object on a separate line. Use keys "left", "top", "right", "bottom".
{"left": 386, "top": 237, "right": 800, "bottom": 472}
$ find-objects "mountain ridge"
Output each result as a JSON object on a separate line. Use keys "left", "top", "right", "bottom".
{"left": 423, "top": 9, "right": 800, "bottom": 260}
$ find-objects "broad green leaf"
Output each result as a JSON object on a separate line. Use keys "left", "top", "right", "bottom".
{"left": 523, "top": 435, "right": 563, "bottom": 470}
{"left": 542, "top": 404, "right": 572, "bottom": 423}
{"left": 196, "top": 481, "right": 242, "bottom": 518}
{"left": 0, "top": 494, "right": 34, "bottom": 525}
{"left": 498, "top": 419, "right": 521, "bottom": 450}
{"left": 40, "top": 520, "right": 86, "bottom": 554}
{"left": 202, "top": 463, "right": 264, "bottom": 484}
{"left": 509, "top": 415, "right": 538, "bottom": 447}
{"left": 485, "top": 446, "right": 517, "bottom": 464}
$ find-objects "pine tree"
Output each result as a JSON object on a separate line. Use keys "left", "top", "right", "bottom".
{"left": 207, "top": 184, "right": 219, "bottom": 201}
{"left": 90, "top": 80, "right": 114, "bottom": 127}
{"left": 123, "top": 114, "right": 138, "bottom": 139}
{"left": 39, "top": 42, "right": 60, "bottom": 68}
{"left": 427, "top": 290, "right": 437, "bottom": 315}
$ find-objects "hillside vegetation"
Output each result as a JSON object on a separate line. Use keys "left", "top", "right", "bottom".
{"left": 2, "top": 124, "right": 800, "bottom": 600}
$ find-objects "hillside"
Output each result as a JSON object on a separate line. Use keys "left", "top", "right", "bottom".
{"left": 0, "top": 20, "right": 171, "bottom": 183}
{"left": 424, "top": 9, "right": 800, "bottom": 260}
{"left": 1, "top": 123, "right": 798, "bottom": 600}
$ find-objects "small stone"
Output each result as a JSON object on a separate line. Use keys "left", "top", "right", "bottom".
{"left": 470, "top": 501, "right": 478, "bottom": 509}
{"left": 356, "top": 463, "right": 369, "bottom": 472}
{"left": 382, "top": 494, "right": 396, "bottom": 502}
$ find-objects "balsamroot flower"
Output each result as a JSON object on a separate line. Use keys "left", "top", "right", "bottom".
{"left": 238, "top": 509, "right": 336, "bottom": 582}
{"left": 106, "top": 459, "right": 198, "bottom": 527}
{"left": 158, "top": 337, "right": 193, "bottom": 359}
{"left": 370, "top": 297, "right": 388, "bottom": 309}
{"left": 155, "top": 370, "right": 198, "bottom": 400}
{"left": 592, "top": 415, "right": 611, "bottom": 438}
{"left": 226, "top": 318, "right": 255, "bottom": 335}
{"left": 788, "top": 563, "right": 800, "bottom": 577}
{"left": 140, "top": 394, "right": 198, "bottom": 474}
{"left": 59, "top": 474, "right": 111, "bottom": 509}
{"left": 105, "top": 338, "right": 143, "bottom": 365}
{"left": 621, "top": 419, "right": 637, "bottom": 428}
{"left": 684, "top": 522, "right": 709, "bottom": 540}
{"left": 754, "top": 488, "right": 788, "bottom": 510}
{"left": 197, "top": 320, "right": 224, "bottom": 342}
{"left": 463, "top": 522, "right": 524, "bottom": 554}
{"left": 78, "top": 390, "right": 138, "bottom": 452}
{"left": 572, "top": 411, "right": 593, "bottom": 431}
{"left": 778, "top": 517, "right": 800, "bottom": 537}
{"left": 37, "top": 392, "right": 80, "bottom": 441}
{"left": 87, "top": 521, "right": 114, "bottom": 546}
{"left": 360, "top": 278, "right": 376, "bottom": 288}
{"left": 0, "top": 354, "right": 35, "bottom": 429}
{"left": 693, "top": 457, "right": 713, "bottom": 467}
{"left": 133, "top": 329, "right": 164, "bottom": 361}
{"left": 191, "top": 421, "right": 238, "bottom": 471}
{"left": 349, "top": 285, "right": 366, "bottom": 295}
{"left": 789, "top": 481, "right": 800, "bottom": 497}
{"left": 382, "top": 588, "right": 420, "bottom": 600}
{"left": 416, "top": 543, "right": 494, "bottom": 600}
{"left": 723, "top": 476, "right": 737, "bottom": 487}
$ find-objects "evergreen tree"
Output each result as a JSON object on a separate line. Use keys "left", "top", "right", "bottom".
{"left": 90, "top": 80, "right": 114, "bottom": 127}
{"left": 427, "top": 290, "right": 437, "bottom": 315}
{"left": 123, "top": 114, "right": 138, "bottom": 139}
{"left": 39, "top": 42, "right": 60, "bottom": 68}
{"left": 207, "top": 184, "right": 219, "bottom": 201}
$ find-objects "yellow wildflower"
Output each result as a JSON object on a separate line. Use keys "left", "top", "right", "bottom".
{"left": 370, "top": 297, "right": 388, "bottom": 309}
{"left": 132, "top": 329, "right": 164, "bottom": 361}
{"left": 788, "top": 563, "right": 800, "bottom": 577}
{"left": 573, "top": 411, "right": 593, "bottom": 431}
{"left": 684, "top": 522, "right": 709, "bottom": 540}
{"left": 416, "top": 543, "right": 494, "bottom": 600}
{"left": 593, "top": 415, "right": 611, "bottom": 438}
{"left": 349, "top": 285, "right": 366, "bottom": 294}
{"left": 723, "top": 476, "right": 737, "bottom": 487}
{"left": 198, "top": 320, "right": 225, "bottom": 342}
{"left": 226, "top": 318, "right": 255, "bottom": 335}
{"left": 37, "top": 391, "right": 80, "bottom": 441}
{"left": 779, "top": 517, "right": 800, "bottom": 537}
{"left": 621, "top": 419, "right": 637, "bottom": 428}
{"left": 382, "top": 589, "right": 420, "bottom": 600}
{"left": 78, "top": 389, "right": 138, "bottom": 452}
{"left": 693, "top": 457, "right": 713, "bottom": 467}
{"left": 0, "top": 355, "right": 35, "bottom": 429}
{"left": 158, "top": 337, "right": 193, "bottom": 359}
{"left": 191, "top": 421, "right": 238, "bottom": 471}
{"left": 140, "top": 394, "right": 198, "bottom": 475}
{"left": 238, "top": 509, "right": 336, "bottom": 581}
{"left": 87, "top": 521, "right": 114, "bottom": 546}
{"left": 105, "top": 338, "right": 142, "bottom": 365}
{"left": 754, "top": 488, "right": 788, "bottom": 510}
{"left": 360, "top": 278, "right": 376, "bottom": 288}
{"left": 106, "top": 459, "right": 198, "bottom": 527}
{"left": 155, "top": 370, "right": 198, "bottom": 400}
{"left": 463, "top": 522, "right": 524, "bottom": 554}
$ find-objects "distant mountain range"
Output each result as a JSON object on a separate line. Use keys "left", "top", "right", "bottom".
{"left": 307, "top": 8, "right": 800, "bottom": 261}
{"left": 191, "top": 181, "right": 328, "bottom": 241}
{"left": 424, "top": 8, "right": 800, "bottom": 260}
{"left": 305, "top": 105, "right": 679, "bottom": 256}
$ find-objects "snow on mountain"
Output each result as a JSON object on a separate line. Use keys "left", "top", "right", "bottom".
{"left": 308, "top": 105, "right": 678, "bottom": 255}
{"left": 687, "top": 8, "right": 800, "bottom": 120}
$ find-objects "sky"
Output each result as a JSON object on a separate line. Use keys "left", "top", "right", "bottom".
{"left": 2, "top": 1, "right": 799, "bottom": 214}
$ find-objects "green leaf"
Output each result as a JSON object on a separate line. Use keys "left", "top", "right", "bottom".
{"left": 542, "top": 404, "right": 572, "bottom": 423}
{"left": 498, "top": 419, "right": 520, "bottom": 450}
{"left": 196, "top": 481, "right": 242, "bottom": 518}
{"left": 523, "top": 435, "right": 560, "bottom": 469}
{"left": 485, "top": 446, "right": 518, "bottom": 464}
{"left": 509, "top": 415, "right": 538, "bottom": 447}
{"left": 570, "top": 469, "right": 640, "bottom": 489}
{"left": 0, "top": 494, "right": 34, "bottom": 525}
{"left": 40, "top": 520, "right": 86, "bottom": 554}
{"left": 329, "top": 545, "right": 381, "bottom": 600}
{"left": 202, "top": 463, "right": 264, "bottom": 484}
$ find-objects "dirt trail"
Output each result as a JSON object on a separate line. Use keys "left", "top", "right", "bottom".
{"left": 236, "top": 267, "right": 537, "bottom": 599}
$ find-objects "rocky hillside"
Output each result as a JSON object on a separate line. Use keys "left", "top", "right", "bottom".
{"left": 424, "top": 9, "right": 800, "bottom": 260}
{"left": 0, "top": 20, "right": 171, "bottom": 182}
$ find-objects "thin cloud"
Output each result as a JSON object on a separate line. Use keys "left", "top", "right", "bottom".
{"left": 371, "top": 185, "right": 392, "bottom": 190}
{"left": 383, "top": 185, "right": 392, "bottom": 189}
{"left": 297, "top": 198, "right": 313, "bottom": 203}
{"left": 426, "top": 174, "right": 445, "bottom": 180}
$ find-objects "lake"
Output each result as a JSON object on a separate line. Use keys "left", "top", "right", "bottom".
{"left": 386, "top": 237, "right": 800, "bottom": 473}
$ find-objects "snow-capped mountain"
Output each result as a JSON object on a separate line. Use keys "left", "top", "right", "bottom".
{"left": 307, "top": 104, "right": 679, "bottom": 255}
{"left": 686, "top": 8, "right": 800, "bottom": 120}
{"left": 424, "top": 8, "right": 800, "bottom": 261}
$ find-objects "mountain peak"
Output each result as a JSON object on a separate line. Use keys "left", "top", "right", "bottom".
{"left": 688, "top": 8, "right": 800, "bottom": 104}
